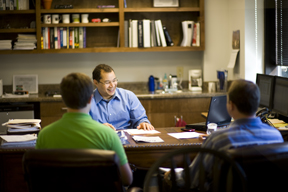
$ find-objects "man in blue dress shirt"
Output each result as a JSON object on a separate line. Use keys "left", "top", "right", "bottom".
{"left": 89, "top": 64, "right": 154, "bottom": 130}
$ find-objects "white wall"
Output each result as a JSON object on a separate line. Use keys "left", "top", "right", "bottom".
{"left": 0, "top": 51, "right": 202, "bottom": 85}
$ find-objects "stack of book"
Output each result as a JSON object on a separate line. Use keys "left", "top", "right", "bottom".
{"left": 13, "top": 34, "right": 37, "bottom": 50}
{"left": 0, "top": 134, "right": 37, "bottom": 147}
{"left": 180, "top": 20, "right": 200, "bottom": 47}
{"left": 0, "top": 0, "right": 29, "bottom": 10}
{"left": 42, "top": 27, "right": 86, "bottom": 49}
{"left": 124, "top": 19, "right": 173, "bottom": 48}
{"left": 2, "top": 119, "right": 41, "bottom": 134}
{"left": 0, "top": 40, "right": 12, "bottom": 50}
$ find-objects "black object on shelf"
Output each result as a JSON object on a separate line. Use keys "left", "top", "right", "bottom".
{"left": 54, "top": 5, "right": 73, "bottom": 9}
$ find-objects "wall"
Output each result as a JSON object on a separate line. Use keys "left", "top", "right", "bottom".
{"left": 0, "top": 51, "right": 202, "bottom": 85}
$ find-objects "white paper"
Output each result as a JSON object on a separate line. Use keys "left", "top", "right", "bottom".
{"left": 168, "top": 132, "right": 201, "bottom": 139}
{"left": 2, "top": 119, "right": 41, "bottom": 126}
{"left": 227, "top": 49, "right": 240, "bottom": 69}
{"left": 1, "top": 134, "right": 37, "bottom": 142}
{"left": 132, "top": 136, "right": 164, "bottom": 143}
{"left": 124, "top": 129, "right": 160, "bottom": 135}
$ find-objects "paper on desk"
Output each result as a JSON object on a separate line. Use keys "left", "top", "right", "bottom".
{"left": 168, "top": 132, "right": 201, "bottom": 139}
{"left": 268, "top": 119, "right": 286, "bottom": 124}
{"left": 124, "top": 129, "right": 160, "bottom": 135}
{"left": 132, "top": 136, "right": 164, "bottom": 143}
{"left": 0, "top": 134, "right": 37, "bottom": 142}
{"left": 2, "top": 119, "right": 41, "bottom": 126}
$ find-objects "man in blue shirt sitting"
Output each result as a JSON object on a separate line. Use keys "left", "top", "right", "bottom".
{"left": 164, "top": 79, "right": 284, "bottom": 191}
{"left": 89, "top": 64, "right": 154, "bottom": 130}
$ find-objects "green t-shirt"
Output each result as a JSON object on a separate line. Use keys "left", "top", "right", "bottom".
{"left": 36, "top": 112, "right": 128, "bottom": 165}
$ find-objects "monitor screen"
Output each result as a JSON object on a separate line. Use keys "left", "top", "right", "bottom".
{"left": 272, "top": 76, "right": 288, "bottom": 116}
{"left": 206, "top": 95, "right": 231, "bottom": 126}
{"left": 256, "top": 74, "right": 275, "bottom": 109}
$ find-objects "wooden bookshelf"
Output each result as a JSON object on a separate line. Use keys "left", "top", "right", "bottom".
{"left": 0, "top": 0, "right": 205, "bottom": 54}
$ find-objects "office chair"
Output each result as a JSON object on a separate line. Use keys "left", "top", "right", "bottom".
{"left": 225, "top": 142, "right": 288, "bottom": 192}
{"left": 22, "top": 149, "right": 127, "bottom": 192}
{"left": 143, "top": 147, "right": 247, "bottom": 192}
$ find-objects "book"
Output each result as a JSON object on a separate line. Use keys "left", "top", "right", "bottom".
{"left": 150, "top": 20, "right": 156, "bottom": 47}
{"left": 137, "top": 20, "right": 143, "bottom": 48}
{"left": 74, "top": 27, "right": 79, "bottom": 48}
{"left": 63, "top": 27, "right": 67, "bottom": 48}
{"left": 66, "top": 27, "right": 69, "bottom": 49}
{"left": 47, "top": 27, "right": 50, "bottom": 49}
{"left": 82, "top": 28, "right": 86, "bottom": 48}
{"left": 129, "top": 19, "right": 132, "bottom": 47}
{"left": 180, "top": 20, "right": 194, "bottom": 47}
{"left": 79, "top": 27, "right": 83, "bottom": 48}
{"left": 49, "top": 27, "right": 54, "bottom": 49}
{"left": 154, "top": 20, "right": 161, "bottom": 46}
{"left": 155, "top": 20, "right": 166, "bottom": 47}
{"left": 57, "top": 27, "right": 60, "bottom": 49}
{"left": 54, "top": 27, "right": 58, "bottom": 49}
{"left": 0, "top": 0, "right": 5, "bottom": 10}
{"left": 192, "top": 22, "right": 200, "bottom": 46}
{"left": 143, "top": 19, "right": 151, "bottom": 48}
{"left": 69, "top": 27, "right": 73, "bottom": 49}
{"left": 131, "top": 20, "right": 138, "bottom": 48}
{"left": 163, "top": 26, "right": 174, "bottom": 46}
{"left": 124, "top": 20, "right": 129, "bottom": 47}
{"left": 60, "top": 27, "right": 63, "bottom": 48}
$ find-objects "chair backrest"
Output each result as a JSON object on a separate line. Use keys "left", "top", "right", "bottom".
{"left": 22, "top": 149, "right": 124, "bottom": 192}
{"left": 143, "top": 147, "right": 247, "bottom": 192}
{"left": 226, "top": 142, "right": 288, "bottom": 192}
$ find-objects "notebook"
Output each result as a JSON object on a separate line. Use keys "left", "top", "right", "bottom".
{"left": 185, "top": 95, "right": 232, "bottom": 131}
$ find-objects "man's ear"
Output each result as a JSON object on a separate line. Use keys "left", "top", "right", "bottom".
{"left": 93, "top": 79, "right": 98, "bottom": 87}
{"left": 227, "top": 100, "right": 234, "bottom": 111}
{"left": 87, "top": 94, "right": 93, "bottom": 104}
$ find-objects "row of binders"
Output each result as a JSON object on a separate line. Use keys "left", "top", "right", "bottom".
{"left": 124, "top": 19, "right": 173, "bottom": 48}
{"left": 124, "top": 19, "right": 200, "bottom": 48}
{"left": 0, "top": 34, "right": 36, "bottom": 50}
{"left": 41, "top": 27, "right": 86, "bottom": 49}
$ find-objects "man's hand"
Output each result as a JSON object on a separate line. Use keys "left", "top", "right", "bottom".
{"left": 137, "top": 122, "right": 155, "bottom": 130}
{"left": 103, "top": 123, "right": 116, "bottom": 131}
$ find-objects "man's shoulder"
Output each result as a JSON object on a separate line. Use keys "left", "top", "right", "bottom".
{"left": 116, "top": 88, "right": 137, "bottom": 99}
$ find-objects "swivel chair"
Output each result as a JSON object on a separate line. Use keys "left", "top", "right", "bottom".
{"left": 22, "top": 149, "right": 126, "bottom": 192}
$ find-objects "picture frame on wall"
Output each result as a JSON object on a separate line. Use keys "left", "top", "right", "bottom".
{"left": 13, "top": 74, "right": 38, "bottom": 94}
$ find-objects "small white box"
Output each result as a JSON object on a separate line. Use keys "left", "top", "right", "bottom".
{"left": 153, "top": 0, "right": 179, "bottom": 7}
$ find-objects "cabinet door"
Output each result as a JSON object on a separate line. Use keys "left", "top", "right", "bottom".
{"left": 40, "top": 101, "right": 67, "bottom": 127}
{"left": 178, "top": 97, "right": 210, "bottom": 124}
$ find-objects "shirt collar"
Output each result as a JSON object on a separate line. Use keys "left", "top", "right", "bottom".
{"left": 230, "top": 117, "right": 262, "bottom": 127}
{"left": 94, "top": 88, "right": 120, "bottom": 104}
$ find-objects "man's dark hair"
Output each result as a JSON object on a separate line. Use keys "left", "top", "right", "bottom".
{"left": 60, "top": 73, "right": 93, "bottom": 109}
{"left": 228, "top": 79, "right": 260, "bottom": 116}
{"left": 92, "top": 64, "right": 114, "bottom": 82}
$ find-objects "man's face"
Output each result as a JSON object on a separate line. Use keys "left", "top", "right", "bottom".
{"left": 226, "top": 94, "right": 233, "bottom": 117}
{"left": 94, "top": 70, "right": 118, "bottom": 100}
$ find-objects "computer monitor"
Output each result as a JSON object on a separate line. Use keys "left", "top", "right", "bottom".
{"left": 256, "top": 73, "right": 275, "bottom": 109}
{"left": 272, "top": 76, "right": 288, "bottom": 116}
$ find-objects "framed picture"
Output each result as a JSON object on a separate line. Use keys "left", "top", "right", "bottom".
{"left": 13, "top": 74, "right": 38, "bottom": 94}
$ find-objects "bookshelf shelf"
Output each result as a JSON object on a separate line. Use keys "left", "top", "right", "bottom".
{"left": 0, "top": 0, "right": 205, "bottom": 54}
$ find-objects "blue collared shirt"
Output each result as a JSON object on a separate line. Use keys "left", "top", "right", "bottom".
{"left": 180, "top": 117, "right": 284, "bottom": 190}
{"left": 89, "top": 88, "right": 150, "bottom": 130}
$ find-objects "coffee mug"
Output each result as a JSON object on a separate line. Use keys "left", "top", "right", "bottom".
{"left": 81, "top": 14, "right": 89, "bottom": 23}
{"left": 206, "top": 123, "right": 217, "bottom": 135}
{"left": 62, "top": 14, "right": 70, "bottom": 24}
{"left": 208, "top": 82, "right": 216, "bottom": 93}
{"left": 52, "top": 14, "right": 61, "bottom": 24}
{"left": 72, "top": 14, "right": 80, "bottom": 23}
{"left": 43, "top": 14, "right": 51, "bottom": 24}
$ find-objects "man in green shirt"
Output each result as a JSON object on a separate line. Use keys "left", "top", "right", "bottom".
{"left": 36, "top": 72, "right": 133, "bottom": 186}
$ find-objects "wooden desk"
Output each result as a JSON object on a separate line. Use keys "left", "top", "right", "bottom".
{"left": 0, "top": 127, "right": 204, "bottom": 192}
{"left": 124, "top": 127, "right": 203, "bottom": 169}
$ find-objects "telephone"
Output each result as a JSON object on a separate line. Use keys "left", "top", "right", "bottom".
{"left": 256, "top": 107, "right": 275, "bottom": 127}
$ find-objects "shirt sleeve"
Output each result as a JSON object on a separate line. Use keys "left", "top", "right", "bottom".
{"left": 128, "top": 92, "right": 151, "bottom": 128}
{"left": 109, "top": 131, "right": 128, "bottom": 166}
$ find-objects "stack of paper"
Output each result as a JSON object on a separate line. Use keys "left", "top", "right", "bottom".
{"left": 132, "top": 136, "right": 164, "bottom": 143}
{"left": 13, "top": 34, "right": 37, "bottom": 50}
{"left": 0, "top": 40, "right": 12, "bottom": 50}
{"left": 124, "top": 129, "right": 160, "bottom": 135}
{"left": 2, "top": 119, "right": 41, "bottom": 134}
{"left": 0, "top": 134, "right": 37, "bottom": 147}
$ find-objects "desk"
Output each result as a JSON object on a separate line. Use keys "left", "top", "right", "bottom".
{"left": 124, "top": 127, "right": 203, "bottom": 169}
{"left": 0, "top": 127, "right": 204, "bottom": 192}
